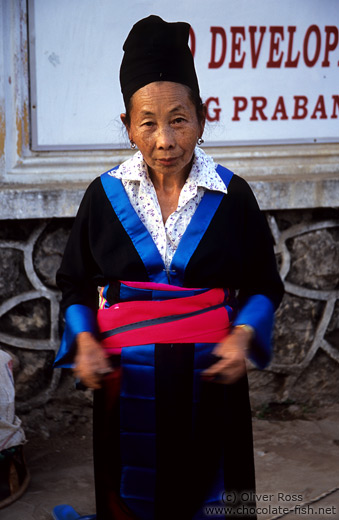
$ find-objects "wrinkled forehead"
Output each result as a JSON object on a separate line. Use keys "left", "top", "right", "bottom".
{"left": 126, "top": 82, "right": 198, "bottom": 123}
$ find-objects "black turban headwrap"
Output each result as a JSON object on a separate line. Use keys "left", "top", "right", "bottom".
{"left": 120, "top": 15, "right": 200, "bottom": 108}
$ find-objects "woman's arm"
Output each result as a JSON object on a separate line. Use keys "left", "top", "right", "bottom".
{"left": 203, "top": 175, "right": 284, "bottom": 383}
{"left": 55, "top": 180, "right": 112, "bottom": 387}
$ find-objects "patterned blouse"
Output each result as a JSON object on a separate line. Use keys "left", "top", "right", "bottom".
{"left": 108, "top": 146, "right": 228, "bottom": 270}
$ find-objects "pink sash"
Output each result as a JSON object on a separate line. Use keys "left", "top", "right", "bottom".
{"left": 97, "top": 282, "right": 232, "bottom": 355}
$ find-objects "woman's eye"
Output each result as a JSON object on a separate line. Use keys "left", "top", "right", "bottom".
{"left": 173, "top": 117, "right": 185, "bottom": 124}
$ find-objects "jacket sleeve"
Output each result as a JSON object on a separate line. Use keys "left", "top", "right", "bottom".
{"left": 55, "top": 179, "right": 103, "bottom": 367}
{"left": 232, "top": 177, "right": 284, "bottom": 368}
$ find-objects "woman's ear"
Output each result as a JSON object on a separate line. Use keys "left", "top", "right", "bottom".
{"left": 120, "top": 113, "right": 128, "bottom": 130}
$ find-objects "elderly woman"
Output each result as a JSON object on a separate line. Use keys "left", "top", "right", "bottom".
{"left": 55, "top": 15, "right": 284, "bottom": 520}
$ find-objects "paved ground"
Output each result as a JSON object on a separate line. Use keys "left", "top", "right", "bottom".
{"left": 2, "top": 404, "right": 339, "bottom": 520}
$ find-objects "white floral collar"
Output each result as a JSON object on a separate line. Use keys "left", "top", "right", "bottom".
{"left": 108, "top": 146, "right": 228, "bottom": 195}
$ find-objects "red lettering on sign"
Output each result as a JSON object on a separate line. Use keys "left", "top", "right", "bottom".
{"left": 322, "top": 26, "right": 338, "bottom": 67}
{"left": 205, "top": 97, "right": 222, "bottom": 121}
{"left": 250, "top": 97, "right": 268, "bottom": 120}
{"left": 303, "top": 25, "right": 321, "bottom": 67}
{"left": 229, "top": 27, "right": 246, "bottom": 68}
{"left": 232, "top": 97, "right": 248, "bottom": 121}
{"left": 189, "top": 27, "right": 196, "bottom": 58}
{"left": 292, "top": 96, "right": 308, "bottom": 119}
{"left": 311, "top": 95, "right": 327, "bottom": 119}
{"left": 209, "top": 27, "right": 227, "bottom": 69}
{"left": 249, "top": 26, "right": 266, "bottom": 68}
{"left": 207, "top": 25, "right": 338, "bottom": 69}
{"left": 267, "top": 26, "right": 284, "bottom": 67}
{"left": 331, "top": 95, "right": 339, "bottom": 118}
{"left": 231, "top": 94, "right": 337, "bottom": 121}
{"left": 272, "top": 96, "right": 288, "bottom": 120}
{"left": 285, "top": 26, "right": 300, "bottom": 67}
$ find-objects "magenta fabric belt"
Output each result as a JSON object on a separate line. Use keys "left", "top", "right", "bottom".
{"left": 97, "top": 281, "right": 232, "bottom": 355}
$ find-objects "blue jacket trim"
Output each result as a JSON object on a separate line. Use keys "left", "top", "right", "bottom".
{"left": 166, "top": 164, "right": 233, "bottom": 286}
{"left": 54, "top": 304, "right": 97, "bottom": 368}
{"left": 101, "top": 171, "right": 168, "bottom": 284}
{"left": 215, "top": 163, "right": 234, "bottom": 188}
{"left": 119, "top": 281, "right": 209, "bottom": 303}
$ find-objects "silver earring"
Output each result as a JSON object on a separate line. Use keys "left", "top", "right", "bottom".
{"left": 130, "top": 140, "right": 136, "bottom": 149}
{"left": 197, "top": 137, "right": 204, "bottom": 145}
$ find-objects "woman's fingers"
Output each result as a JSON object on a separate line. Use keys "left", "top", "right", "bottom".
{"left": 74, "top": 332, "right": 112, "bottom": 389}
{"left": 202, "top": 351, "right": 246, "bottom": 384}
{"left": 202, "top": 328, "right": 251, "bottom": 384}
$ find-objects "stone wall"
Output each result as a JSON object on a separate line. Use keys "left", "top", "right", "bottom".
{"left": 249, "top": 208, "right": 339, "bottom": 408}
{"left": 0, "top": 209, "right": 338, "bottom": 429}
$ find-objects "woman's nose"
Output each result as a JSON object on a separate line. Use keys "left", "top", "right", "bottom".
{"left": 156, "top": 125, "right": 175, "bottom": 149}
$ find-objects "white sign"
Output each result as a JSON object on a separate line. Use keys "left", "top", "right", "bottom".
{"left": 29, "top": 0, "right": 339, "bottom": 149}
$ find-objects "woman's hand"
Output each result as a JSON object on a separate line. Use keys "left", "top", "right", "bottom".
{"left": 74, "top": 332, "right": 112, "bottom": 389}
{"left": 202, "top": 326, "right": 253, "bottom": 384}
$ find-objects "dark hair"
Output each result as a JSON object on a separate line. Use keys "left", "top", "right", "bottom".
{"left": 186, "top": 86, "right": 205, "bottom": 125}
{"left": 124, "top": 84, "right": 205, "bottom": 129}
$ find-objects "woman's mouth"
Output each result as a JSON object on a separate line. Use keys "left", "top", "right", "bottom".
{"left": 157, "top": 157, "right": 177, "bottom": 166}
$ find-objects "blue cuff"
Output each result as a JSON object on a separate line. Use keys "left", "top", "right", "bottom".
{"left": 234, "top": 294, "right": 275, "bottom": 369}
{"left": 54, "top": 304, "right": 97, "bottom": 368}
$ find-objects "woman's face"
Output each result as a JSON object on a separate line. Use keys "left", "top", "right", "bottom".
{"left": 121, "top": 82, "right": 205, "bottom": 180}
